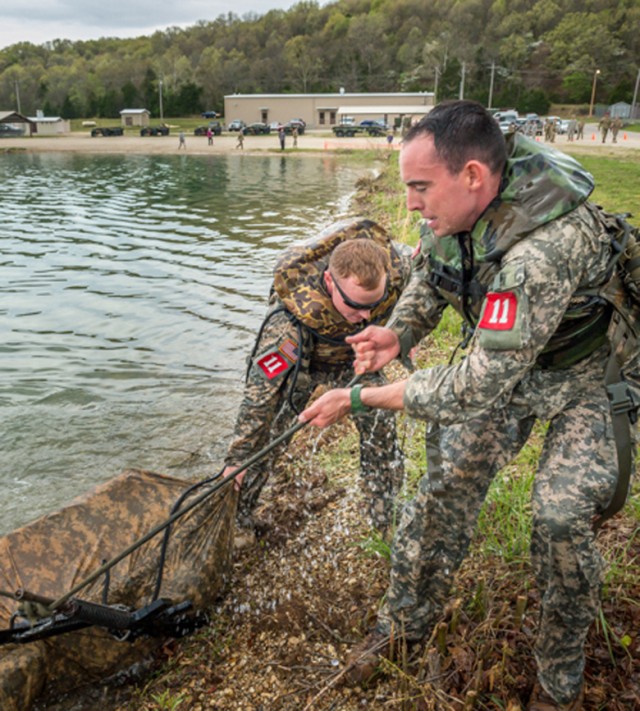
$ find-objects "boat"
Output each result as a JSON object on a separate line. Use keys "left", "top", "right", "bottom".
{"left": 0, "top": 468, "right": 237, "bottom": 710}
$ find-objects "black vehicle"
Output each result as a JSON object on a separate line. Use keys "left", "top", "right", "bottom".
{"left": 201, "top": 111, "right": 218, "bottom": 119}
{"left": 243, "top": 122, "right": 271, "bottom": 135}
{"left": 194, "top": 121, "right": 223, "bottom": 136}
{"left": 0, "top": 124, "right": 24, "bottom": 137}
{"left": 282, "top": 119, "right": 306, "bottom": 135}
{"left": 359, "top": 119, "right": 388, "bottom": 132}
{"left": 91, "top": 127, "right": 124, "bottom": 137}
{"left": 140, "top": 126, "right": 170, "bottom": 136}
{"left": 227, "top": 119, "right": 246, "bottom": 132}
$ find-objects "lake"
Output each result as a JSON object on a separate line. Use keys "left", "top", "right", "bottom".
{"left": 0, "top": 151, "right": 368, "bottom": 534}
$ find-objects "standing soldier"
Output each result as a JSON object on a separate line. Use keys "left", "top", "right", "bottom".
{"left": 576, "top": 118, "right": 585, "bottom": 140}
{"left": 611, "top": 116, "right": 623, "bottom": 143}
{"left": 224, "top": 219, "right": 412, "bottom": 545}
{"left": 302, "top": 101, "right": 640, "bottom": 711}
{"left": 599, "top": 114, "right": 611, "bottom": 143}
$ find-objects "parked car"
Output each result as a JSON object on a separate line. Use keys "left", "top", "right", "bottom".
{"left": 140, "top": 126, "right": 170, "bottom": 136}
{"left": 285, "top": 118, "right": 306, "bottom": 134}
{"left": 91, "top": 127, "right": 124, "bottom": 137}
{"left": 498, "top": 118, "right": 518, "bottom": 134}
{"left": 201, "top": 111, "right": 218, "bottom": 119}
{"left": 269, "top": 121, "right": 283, "bottom": 131}
{"left": 227, "top": 119, "right": 246, "bottom": 132}
{"left": 242, "top": 122, "right": 271, "bottom": 135}
{"left": 194, "top": 121, "right": 222, "bottom": 136}
{"left": 359, "top": 119, "right": 388, "bottom": 130}
{"left": 0, "top": 123, "right": 24, "bottom": 137}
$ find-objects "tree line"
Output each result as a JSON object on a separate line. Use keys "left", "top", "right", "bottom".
{"left": 1, "top": 0, "right": 638, "bottom": 119}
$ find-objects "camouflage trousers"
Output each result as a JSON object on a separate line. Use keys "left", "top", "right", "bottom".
{"left": 237, "top": 366, "right": 404, "bottom": 532}
{"left": 376, "top": 387, "right": 625, "bottom": 704}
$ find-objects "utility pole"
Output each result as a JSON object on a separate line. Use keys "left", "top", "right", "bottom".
{"left": 459, "top": 62, "right": 466, "bottom": 100}
{"left": 434, "top": 66, "right": 440, "bottom": 103}
{"left": 488, "top": 61, "right": 496, "bottom": 110}
{"left": 14, "top": 80, "right": 21, "bottom": 113}
{"left": 632, "top": 67, "right": 640, "bottom": 121}
{"left": 158, "top": 79, "right": 164, "bottom": 122}
{"left": 589, "top": 69, "right": 600, "bottom": 118}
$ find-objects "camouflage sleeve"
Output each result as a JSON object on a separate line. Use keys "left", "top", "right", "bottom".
{"left": 225, "top": 308, "right": 301, "bottom": 465}
{"left": 386, "top": 245, "right": 449, "bottom": 363}
{"left": 403, "top": 211, "right": 610, "bottom": 426}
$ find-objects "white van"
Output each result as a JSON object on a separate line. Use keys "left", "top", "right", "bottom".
{"left": 493, "top": 110, "right": 518, "bottom": 123}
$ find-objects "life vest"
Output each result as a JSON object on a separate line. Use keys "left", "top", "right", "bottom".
{"left": 273, "top": 218, "right": 409, "bottom": 365}
{"left": 419, "top": 132, "right": 638, "bottom": 369}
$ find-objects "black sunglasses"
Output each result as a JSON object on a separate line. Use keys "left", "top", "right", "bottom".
{"left": 329, "top": 271, "right": 389, "bottom": 311}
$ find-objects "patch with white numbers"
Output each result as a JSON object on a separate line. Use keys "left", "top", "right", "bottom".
{"left": 256, "top": 350, "right": 292, "bottom": 380}
{"left": 478, "top": 291, "right": 518, "bottom": 331}
{"left": 477, "top": 262, "right": 529, "bottom": 350}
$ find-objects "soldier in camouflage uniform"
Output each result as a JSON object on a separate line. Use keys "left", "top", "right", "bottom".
{"left": 223, "top": 219, "right": 411, "bottom": 537}
{"left": 301, "top": 101, "right": 640, "bottom": 710}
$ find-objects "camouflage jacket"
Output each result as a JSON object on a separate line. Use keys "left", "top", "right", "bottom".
{"left": 388, "top": 134, "right": 640, "bottom": 426}
{"left": 272, "top": 218, "right": 412, "bottom": 367}
{"left": 224, "top": 219, "right": 412, "bottom": 465}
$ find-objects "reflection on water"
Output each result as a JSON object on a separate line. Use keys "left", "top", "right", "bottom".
{"left": 0, "top": 151, "right": 366, "bottom": 533}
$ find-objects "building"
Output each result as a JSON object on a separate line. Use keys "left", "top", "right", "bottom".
{"left": 120, "top": 109, "right": 151, "bottom": 127}
{"left": 223, "top": 92, "right": 434, "bottom": 129}
{"left": 28, "top": 110, "right": 71, "bottom": 135}
{"left": 0, "top": 111, "right": 35, "bottom": 136}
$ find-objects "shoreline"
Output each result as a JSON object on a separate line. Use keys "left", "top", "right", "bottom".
{"left": 0, "top": 131, "right": 402, "bottom": 156}
{"left": 2, "top": 125, "right": 639, "bottom": 157}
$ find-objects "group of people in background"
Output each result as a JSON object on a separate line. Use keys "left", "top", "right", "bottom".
{"left": 599, "top": 113, "right": 624, "bottom": 143}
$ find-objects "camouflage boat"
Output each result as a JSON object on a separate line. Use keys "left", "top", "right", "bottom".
{"left": 0, "top": 468, "right": 236, "bottom": 710}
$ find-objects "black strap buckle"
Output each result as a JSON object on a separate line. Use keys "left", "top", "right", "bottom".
{"left": 607, "top": 382, "right": 640, "bottom": 424}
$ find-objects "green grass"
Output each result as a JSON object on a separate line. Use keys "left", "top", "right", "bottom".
{"left": 564, "top": 153, "right": 640, "bottom": 218}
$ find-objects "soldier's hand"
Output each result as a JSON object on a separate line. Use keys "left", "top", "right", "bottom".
{"left": 223, "top": 464, "right": 244, "bottom": 492}
{"left": 299, "top": 388, "right": 351, "bottom": 428}
{"left": 347, "top": 326, "right": 400, "bottom": 374}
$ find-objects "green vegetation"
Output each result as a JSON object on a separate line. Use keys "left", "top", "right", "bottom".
{"left": 1, "top": 0, "right": 638, "bottom": 120}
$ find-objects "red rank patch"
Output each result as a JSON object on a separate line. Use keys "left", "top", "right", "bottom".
{"left": 478, "top": 291, "right": 518, "bottom": 330}
{"left": 256, "top": 351, "right": 291, "bottom": 379}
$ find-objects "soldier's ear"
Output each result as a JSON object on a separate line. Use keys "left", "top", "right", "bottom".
{"left": 464, "top": 160, "right": 486, "bottom": 191}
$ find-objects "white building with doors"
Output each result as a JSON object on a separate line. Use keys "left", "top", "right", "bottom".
{"left": 223, "top": 92, "right": 434, "bottom": 129}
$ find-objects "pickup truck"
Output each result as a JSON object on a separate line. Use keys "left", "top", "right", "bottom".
{"left": 140, "top": 126, "right": 170, "bottom": 136}
{"left": 332, "top": 124, "right": 386, "bottom": 137}
{"left": 90, "top": 127, "right": 124, "bottom": 137}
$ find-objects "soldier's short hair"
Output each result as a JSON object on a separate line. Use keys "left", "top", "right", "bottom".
{"left": 405, "top": 100, "right": 507, "bottom": 176}
{"left": 329, "top": 238, "right": 390, "bottom": 290}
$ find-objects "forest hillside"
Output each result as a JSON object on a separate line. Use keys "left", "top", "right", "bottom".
{"left": 1, "top": 0, "right": 639, "bottom": 119}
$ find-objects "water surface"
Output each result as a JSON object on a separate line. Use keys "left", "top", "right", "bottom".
{"left": 0, "top": 151, "right": 367, "bottom": 533}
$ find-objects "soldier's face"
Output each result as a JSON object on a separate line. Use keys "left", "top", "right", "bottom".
{"left": 400, "top": 134, "right": 480, "bottom": 237}
{"left": 324, "top": 271, "right": 387, "bottom": 324}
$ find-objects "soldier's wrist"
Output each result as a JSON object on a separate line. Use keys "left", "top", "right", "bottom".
{"left": 350, "top": 385, "right": 370, "bottom": 414}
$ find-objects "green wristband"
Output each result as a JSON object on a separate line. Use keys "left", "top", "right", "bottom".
{"left": 350, "top": 384, "right": 369, "bottom": 414}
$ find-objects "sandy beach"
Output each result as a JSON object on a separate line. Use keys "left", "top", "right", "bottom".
{"left": 0, "top": 130, "right": 401, "bottom": 156}
{"left": 2, "top": 124, "right": 639, "bottom": 156}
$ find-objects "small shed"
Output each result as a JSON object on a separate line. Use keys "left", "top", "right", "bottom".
{"left": 608, "top": 102, "right": 631, "bottom": 119}
{"left": 120, "top": 109, "right": 150, "bottom": 127}
{"left": 28, "top": 110, "right": 71, "bottom": 135}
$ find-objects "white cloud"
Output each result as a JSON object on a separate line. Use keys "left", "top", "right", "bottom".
{"left": 0, "top": 0, "right": 300, "bottom": 50}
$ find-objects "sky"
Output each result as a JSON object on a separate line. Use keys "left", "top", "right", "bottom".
{"left": 0, "top": 0, "right": 304, "bottom": 51}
